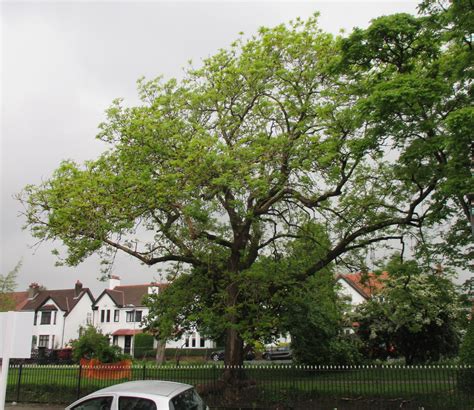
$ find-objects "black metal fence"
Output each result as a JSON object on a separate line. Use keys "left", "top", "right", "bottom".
{"left": 6, "top": 363, "right": 474, "bottom": 409}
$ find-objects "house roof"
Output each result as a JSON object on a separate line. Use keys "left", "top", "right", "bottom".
{"left": 20, "top": 287, "right": 94, "bottom": 315}
{"left": 337, "top": 271, "right": 388, "bottom": 299}
{"left": 94, "top": 283, "right": 168, "bottom": 308}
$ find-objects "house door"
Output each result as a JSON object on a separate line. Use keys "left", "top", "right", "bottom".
{"left": 124, "top": 336, "right": 132, "bottom": 355}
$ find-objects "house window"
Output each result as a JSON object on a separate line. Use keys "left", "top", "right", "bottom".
{"left": 86, "top": 312, "right": 92, "bottom": 325}
{"left": 101, "top": 310, "right": 105, "bottom": 323}
{"left": 135, "top": 310, "right": 142, "bottom": 322}
{"left": 114, "top": 310, "right": 120, "bottom": 322}
{"left": 40, "top": 311, "right": 52, "bottom": 325}
{"left": 126, "top": 311, "right": 134, "bottom": 322}
{"left": 126, "top": 310, "right": 143, "bottom": 322}
{"left": 113, "top": 335, "right": 118, "bottom": 345}
{"left": 38, "top": 335, "right": 49, "bottom": 348}
{"left": 106, "top": 310, "right": 111, "bottom": 322}
{"left": 185, "top": 337, "right": 189, "bottom": 348}
{"left": 200, "top": 338, "right": 205, "bottom": 348}
{"left": 191, "top": 336, "right": 196, "bottom": 348}
{"left": 51, "top": 335, "right": 55, "bottom": 349}
{"left": 53, "top": 311, "right": 57, "bottom": 325}
{"left": 33, "top": 312, "right": 37, "bottom": 326}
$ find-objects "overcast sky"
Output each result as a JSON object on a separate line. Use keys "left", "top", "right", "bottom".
{"left": 5, "top": 0, "right": 459, "bottom": 296}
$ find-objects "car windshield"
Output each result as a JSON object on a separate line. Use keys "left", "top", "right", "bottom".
{"left": 170, "top": 388, "right": 206, "bottom": 410}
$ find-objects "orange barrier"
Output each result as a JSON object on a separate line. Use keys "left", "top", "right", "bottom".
{"left": 80, "top": 358, "right": 132, "bottom": 380}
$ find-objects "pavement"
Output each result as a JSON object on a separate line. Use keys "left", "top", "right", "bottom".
{"left": 6, "top": 404, "right": 64, "bottom": 409}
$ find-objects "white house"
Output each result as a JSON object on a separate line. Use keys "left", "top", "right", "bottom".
{"left": 336, "top": 272, "right": 388, "bottom": 307}
{"left": 93, "top": 276, "right": 215, "bottom": 356}
{"left": 20, "top": 281, "right": 95, "bottom": 349}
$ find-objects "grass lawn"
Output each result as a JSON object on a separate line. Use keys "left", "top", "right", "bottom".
{"left": 5, "top": 364, "right": 474, "bottom": 409}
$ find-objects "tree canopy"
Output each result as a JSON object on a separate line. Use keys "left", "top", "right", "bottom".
{"left": 19, "top": 3, "right": 472, "bottom": 371}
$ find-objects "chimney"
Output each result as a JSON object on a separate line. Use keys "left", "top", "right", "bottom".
{"left": 148, "top": 282, "right": 160, "bottom": 295}
{"left": 28, "top": 283, "right": 40, "bottom": 299}
{"left": 74, "top": 280, "right": 83, "bottom": 297}
{"left": 109, "top": 275, "right": 121, "bottom": 290}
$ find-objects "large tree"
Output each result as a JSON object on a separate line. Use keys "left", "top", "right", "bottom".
{"left": 19, "top": 8, "right": 471, "bottom": 378}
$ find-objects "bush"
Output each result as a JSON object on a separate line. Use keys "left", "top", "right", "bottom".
{"left": 327, "top": 335, "right": 364, "bottom": 366}
{"left": 458, "top": 318, "right": 474, "bottom": 392}
{"left": 71, "top": 325, "right": 124, "bottom": 363}
{"left": 459, "top": 318, "right": 474, "bottom": 365}
{"left": 134, "top": 333, "right": 155, "bottom": 359}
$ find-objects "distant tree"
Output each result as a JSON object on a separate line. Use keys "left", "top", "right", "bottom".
{"left": 0, "top": 260, "right": 22, "bottom": 311}
{"left": 71, "top": 325, "right": 124, "bottom": 363}
{"left": 354, "top": 257, "right": 464, "bottom": 364}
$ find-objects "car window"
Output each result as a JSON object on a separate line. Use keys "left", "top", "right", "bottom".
{"left": 119, "top": 396, "right": 157, "bottom": 410}
{"left": 70, "top": 396, "right": 113, "bottom": 410}
{"left": 170, "top": 388, "right": 206, "bottom": 410}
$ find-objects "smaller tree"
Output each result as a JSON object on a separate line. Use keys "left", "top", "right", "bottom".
{"left": 71, "top": 325, "right": 124, "bottom": 363}
{"left": 354, "top": 257, "right": 464, "bottom": 364}
{"left": 0, "top": 260, "right": 22, "bottom": 311}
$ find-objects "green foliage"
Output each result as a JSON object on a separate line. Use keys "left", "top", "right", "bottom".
{"left": 354, "top": 256, "right": 464, "bottom": 364}
{"left": 458, "top": 317, "right": 474, "bottom": 392}
{"left": 340, "top": 5, "right": 473, "bottom": 269}
{"left": 18, "top": 5, "right": 472, "bottom": 369}
{"left": 459, "top": 318, "right": 474, "bottom": 365}
{"left": 71, "top": 326, "right": 125, "bottom": 363}
{"left": 0, "top": 260, "right": 21, "bottom": 311}
{"left": 133, "top": 333, "right": 155, "bottom": 359}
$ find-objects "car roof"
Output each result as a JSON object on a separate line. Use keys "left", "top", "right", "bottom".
{"left": 93, "top": 380, "right": 193, "bottom": 397}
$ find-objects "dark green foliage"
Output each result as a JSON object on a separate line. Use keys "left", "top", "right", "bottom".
{"left": 458, "top": 318, "right": 474, "bottom": 392}
{"left": 133, "top": 333, "right": 155, "bottom": 359}
{"left": 460, "top": 318, "right": 474, "bottom": 365}
{"left": 71, "top": 325, "right": 125, "bottom": 363}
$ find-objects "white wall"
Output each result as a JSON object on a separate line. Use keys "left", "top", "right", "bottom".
{"left": 62, "top": 293, "right": 94, "bottom": 346}
{"left": 31, "top": 298, "right": 64, "bottom": 350}
{"left": 165, "top": 332, "right": 216, "bottom": 349}
{"left": 94, "top": 295, "right": 149, "bottom": 335}
{"left": 337, "top": 278, "right": 367, "bottom": 307}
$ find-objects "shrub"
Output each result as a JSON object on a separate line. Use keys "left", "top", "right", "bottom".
{"left": 134, "top": 333, "right": 155, "bottom": 359}
{"left": 458, "top": 317, "right": 474, "bottom": 392}
{"left": 459, "top": 317, "right": 474, "bottom": 365}
{"left": 71, "top": 325, "right": 124, "bottom": 363}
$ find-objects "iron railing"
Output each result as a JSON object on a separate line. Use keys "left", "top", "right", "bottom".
{"left": 6, "top": 363, "right": 474, "bottom": 409}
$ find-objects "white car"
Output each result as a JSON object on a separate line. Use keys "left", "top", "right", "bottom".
{"left": 65, "top": 380, "right": 209, "bottom": 410}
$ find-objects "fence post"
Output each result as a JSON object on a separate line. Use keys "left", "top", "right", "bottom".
{"left": 142, "top": 364, "right": 146, "bottom": 380}
{"left": 15, "top": 363, "right": 23, "bottom": 403}
{"left": 76, "top": 364, "right": 82, "bottom": 400}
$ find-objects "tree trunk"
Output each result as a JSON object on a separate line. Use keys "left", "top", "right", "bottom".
{"left": 223, "top": 327, "right": 245, "bottom": 384}
{"left": 155, "top": 339, "right": 166, "bottom": 365}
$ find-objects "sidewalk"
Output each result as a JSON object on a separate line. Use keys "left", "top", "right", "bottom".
{"left": 6, "top": 404, "right": 64, "bottom": 409}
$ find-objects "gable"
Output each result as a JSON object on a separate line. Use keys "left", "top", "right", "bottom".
{"left": 94, "top": 291, "right": 121, "bottom": 308}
